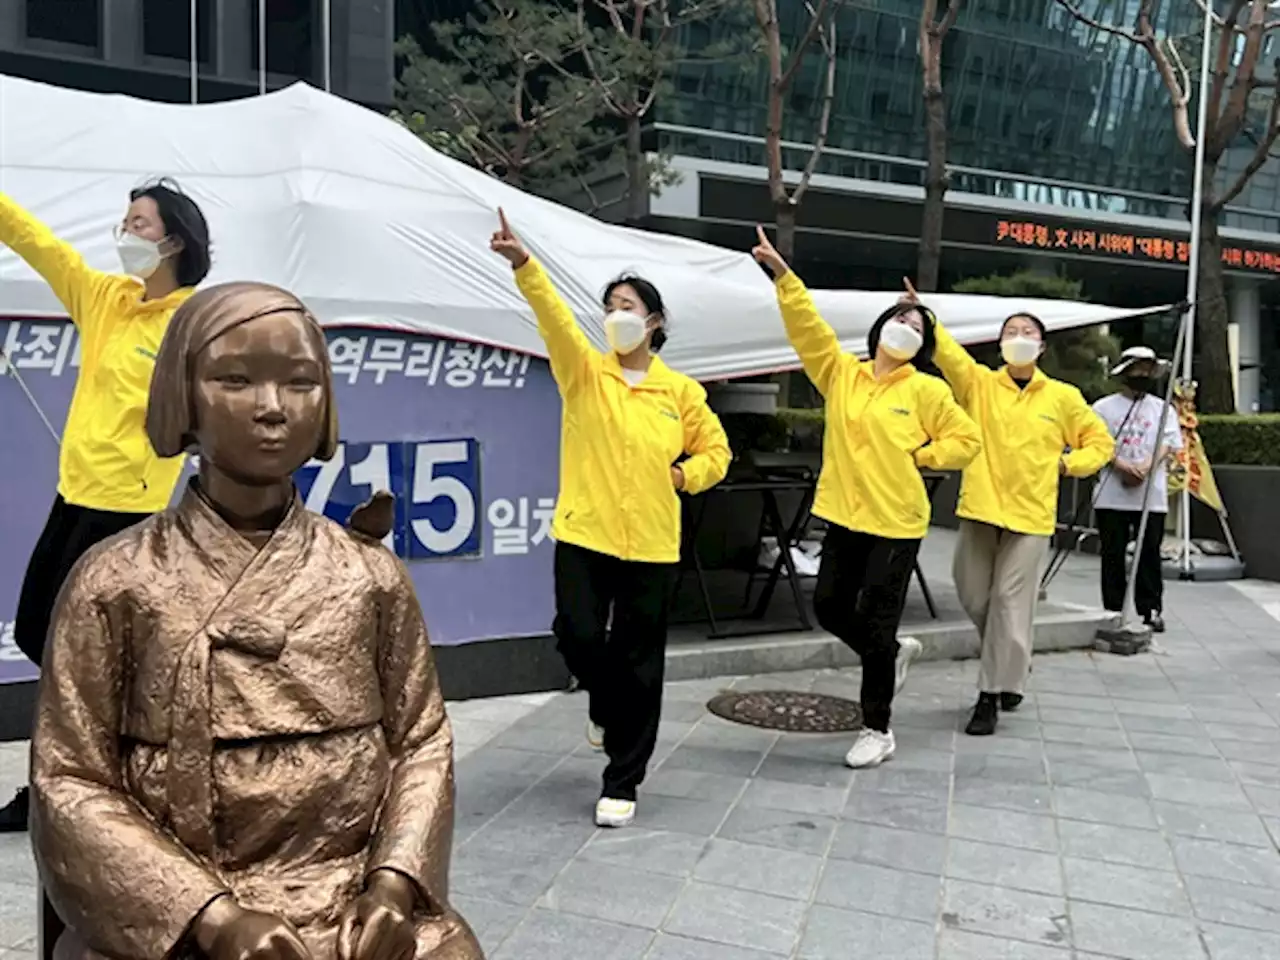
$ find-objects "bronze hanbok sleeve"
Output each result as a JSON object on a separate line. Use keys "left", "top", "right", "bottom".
{"left": 30, "top": 553, "right": 229, "bottom": 959}
{"left": 364, "top": 546, "right": 456, "bottom": 913}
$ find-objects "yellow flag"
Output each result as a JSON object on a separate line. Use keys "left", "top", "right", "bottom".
{"left": 1167, "top": 381, "right": 1225, "bottom": 513}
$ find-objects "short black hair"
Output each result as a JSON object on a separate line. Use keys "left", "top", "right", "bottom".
{"left": 866, "top": 301, "right": 938, "bottom": 369}
{"left": 1000, "top": 311, "right": 1047, "bottom": 340}
{"left": 603, "top": 274, "right": 668, "bottom": 352}
{"left": 131, "top": 178, "right": 211, "bottom": 288}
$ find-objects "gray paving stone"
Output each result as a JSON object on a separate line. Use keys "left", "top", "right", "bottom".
{"left": 643, "top": 933, "right": 785, "bottom": 959}
{"left": 1134, "top": 752, "right": 1237, "bottom": 782}
{"left": 540, "top": 859, "right": 684, "bottom": 929}
{"left": 953, "top": 754, "right": 1049, "bottom": 785}
{"left": 753, "top": 752, "right": 858, "bottom": 788}
{"left": 1040, "top": 723, "right": 1130, "bottom": 749}
{"left": 1056, "top": 819, "right": 1176, "bottom": 871}
{"left": 578, "top": 828, "right": 708, "bottom": 878}
{"left": 947, "top": 803, "right": 1059, "bottom": 853}
{"left": 1062, "top": 856, "right": 1192, "bottom": 916}
{"left": 1153, "top": 800, "right": 1275, "bottom": 847}
{"left": 853, "top": 764, "right": 952, "bottom": 799}
{"left": 692, "top": 838, "right": 823, "bottom": 901}
{"left": 936, "top": 928, "right": 1071, "bottom": 959}
{"left": 737, "top": 776, "right": 847, "bottom": 817}
{"left": 1170, "top": 835, "right": 1280, "bottom": 888}
{"left": 715, "top": 804, "right": 836, "bottom": 856}
{"left": 450, "top": 845, "right": 572, "bottom": 906}
{"left": 643, "top": 768, "right": 748, "bottom": 803}
{"left": 661, "top": 744, "right": 766, "bottom": 778}
{"left": 945, "top": 838, "right": 1063, "bottom": 895}
{"left": 815, "top": 860, "right": 941, "bottom": 923}
{"left": 663, "top": 881, "right": 806, "bottom": 956}
{"left": 828, "top": 821, "right": 947, "bottom": 874}
{"left": 952, "top": 778, "right": 1054, "bottom": 815}
{"left": 796, "top": 905, "right": 934, "bottom": 960}
{"left": 637, "top": 793, "right": 735, "bottom": 835}
{"left": 1048, "top": 763, "right": 1151, "bottom": 797}
{"left": 448, "top": 895, "right": 525, "bottom": 955}
{"left": 1043, "top": 742, "right": 1138, "bottom": 771}
{"left": 1243, "top": 783, "right": 1280, "bottom": 815}
{"left": 940, "top": 879, "right": 1068, "bottom": 947}
{"left": 843, "top": 788, "right": 950, "bottom": 834}
{"left": 1122, "top": 718, "right": 1212, "bottom": 740}
{"left": 1144, "top": 773, "right": 1253, "bottom": 810}
{"left": 1069, "top": 899, "right": 1207, "bottom": 960}
{"left": 1228, "top": 759, "right": 1280, "bottom": 788}
{"left": 1183, "top": 873, "right": 1280, "bottom": 935}
{"left": 1202, "top": 922, "right": 1280, "bottom": 960}
{"left": 491, "top": 908, "right": 654, "bottom": 960}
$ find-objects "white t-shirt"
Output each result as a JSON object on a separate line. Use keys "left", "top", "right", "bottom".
{"left": 621, "top": 367, "right": 648, "bottom": 386}
{"left": 1091, "top": 392, "right": 1183, "bottom": 513}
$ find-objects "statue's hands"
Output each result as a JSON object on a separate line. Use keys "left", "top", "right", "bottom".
{"left": 193, "top": 897, "right": 311, "bottom": 960}
{"left": 337, "top": 870, "right": 416, "bottom": 960}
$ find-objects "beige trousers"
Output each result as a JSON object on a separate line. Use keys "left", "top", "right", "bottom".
{"left": 953, "top": 520, "right": 1050, "bottom": 695}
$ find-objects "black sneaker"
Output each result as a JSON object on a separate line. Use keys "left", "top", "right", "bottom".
{"left": 1144, "top": 613, "right": 1166, "bottom": 634}
{"left": 999, "top": 693, "right": 1024, "bottom": 712}
{"left": 965, "top": 695, "right": 999, "bottom": 736}
{"left": 0, "top": 787, "right": 29, "bottom": 833}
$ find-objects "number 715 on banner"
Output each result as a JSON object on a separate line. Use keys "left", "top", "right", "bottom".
{"left": 294, "top": 439, "right": 482, "bottom": 560}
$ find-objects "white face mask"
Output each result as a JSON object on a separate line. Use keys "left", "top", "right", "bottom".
{"left": 117, "top": 232, "right": 164, "bottom": 279}
{"left": 603, "top": 310, "right": 649, "bottom": 354}
{"left": 1001, "top": 334, "right": 1042, "bottom": 367}
{"left": 879, "top": 319, "right": 923, "bottom": 361}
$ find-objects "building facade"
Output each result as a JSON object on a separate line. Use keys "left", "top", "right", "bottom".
{"left": 0, "top": 0, "right": 395, "bottom": 106}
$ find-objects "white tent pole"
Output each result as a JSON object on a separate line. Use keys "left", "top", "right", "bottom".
{"left": 1180, "top": 0, "right": 1214, "bottom": 574}
{"left": 322, "top": 0, "right": 332, "bottom": 92}
{"left": 189, "top": 0, "right": 198, "bottom": 104}
{"left": 258, "top": 0, "right": 267, "bottom": 95}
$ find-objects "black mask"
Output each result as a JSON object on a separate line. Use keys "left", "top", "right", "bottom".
{"left": 1124, "top": 375, "right": 1157, "bottom": 395}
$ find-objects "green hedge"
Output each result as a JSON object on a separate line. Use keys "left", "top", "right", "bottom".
{"left": 727, "top": 409, "right": 1280, "bottom": 467}
{"left": 1199, "top": 414, "right": 1280, "bottom": 467}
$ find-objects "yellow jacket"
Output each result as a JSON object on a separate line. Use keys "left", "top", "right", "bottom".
{"left": 2, "top": 194, "right": 190, "bottom": 513}
{"left": 933, "top": 321, "right": 1114, "bottom": 537}
{"left": 514, "top": 259, "right": 730, "bottom": 563}
{"left": 777, "top": 272, "right": 981, "bottom": 540}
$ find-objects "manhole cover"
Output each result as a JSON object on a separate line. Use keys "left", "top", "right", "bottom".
{"left": 706, "top": 691, "right": 862, "bottom": 733}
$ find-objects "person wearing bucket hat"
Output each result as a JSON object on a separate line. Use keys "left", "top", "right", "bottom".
{"left": 753, "top": 229, "right": 981, "bottom": 769}
{"left": 1091, "top": 346, "right": 1182, "bottom": 633}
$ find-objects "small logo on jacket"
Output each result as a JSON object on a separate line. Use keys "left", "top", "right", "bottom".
{"left": 1038, "top": 413, "right": 1057, "bottom": 424}
{"left": 135, "top": 346, "right": 158, "bottom": 360}
{"left": 890, "top": 407, "right": 911, "bottom": 416}
{"left": 660, "top": 409, "right": 680, "bottom": 421}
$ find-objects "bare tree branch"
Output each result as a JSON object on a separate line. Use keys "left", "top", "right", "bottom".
{"left": 791, "top": 10, "right": 836, "bottom": 206}
{"left": 1051, "top": 0, "right": 1142, "bottom": 43}
{"left": 1214, "top": 90, "right": 1280, "bottom": 210}
{"left": 780, "top": 0, "right": 831, "bottom": 91}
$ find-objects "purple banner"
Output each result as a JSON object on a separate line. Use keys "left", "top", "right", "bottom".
{"left": 0, "top": 318, "right": 562, "bottom": 684}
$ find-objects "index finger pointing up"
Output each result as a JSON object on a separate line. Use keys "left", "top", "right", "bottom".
{"left": 497, "top": 207, "right": 512, "bottom": 236}
{"left": 756, "top": 224, "right": 769, "bottom": 247}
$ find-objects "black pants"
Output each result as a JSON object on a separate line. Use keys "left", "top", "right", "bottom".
{"left": 813, "top": 524, "right": 921, "bottom": 733}
{"left": 15, "top": 495, "right": 151, "bottom": 666}
{"left": 553, "top": 542, "right": 675, "bottom": 802}
{"left": 1096, "top": 508, "right": 1164, "bottom": 618}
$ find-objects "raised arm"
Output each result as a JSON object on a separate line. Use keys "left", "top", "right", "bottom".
{"left": 1, "top": 192, "right": 109, "bottom": 324}
{"left": 30, "top": 556, "right": 229, "bottom": 960}
{"left": 1061, "top": 387, "right": 1116, "bottom": 478}
{"left": 491, "top": 208, "right": 597, "bottom": 394}
{"left": 915, "top": 377, "right": 983, "bottom": 472}
{"left": 365, "top": 553, "right": 456, "bottom": 916}
{"left": 752, "top": 226, "right": 846, "bottom": 397}
{"left": 929, "top": 317, "right": 984, "bottom": 407}
{"left": 677, "top": 380, "right": 731, "bottom": 495}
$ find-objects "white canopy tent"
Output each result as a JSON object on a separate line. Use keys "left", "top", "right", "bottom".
{"left": 0, "top": 75, "right": 1172, "bottom": 381}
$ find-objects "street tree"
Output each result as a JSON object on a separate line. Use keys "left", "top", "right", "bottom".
{"left": 916, "top": 0, "right": 962, "bottom": 292}
{"left": 395, "top": 0, "right": 610, "bottom": 197}
{"left": 753, "top": 0, "right": 840, "bottom": 261}
{"left": 1053, "top": 0, "right": 1280, "bottom": 413}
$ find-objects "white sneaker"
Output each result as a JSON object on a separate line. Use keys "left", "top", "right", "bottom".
{"left": 845, "top": 729, "right": 896, "bottom": 769}
{"left": 895, "top": 636, "right": 923, "bottom": 694}
{"left": 595, "top": 797, "right": 636, "bottom": 828}
{"left": 586, "top": 720, "right": 604, "bottom": 752}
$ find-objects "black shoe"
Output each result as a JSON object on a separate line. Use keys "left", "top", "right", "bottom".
{"left": 965, "top": 695, "right": 999, "bottom": 736}
{"left": 0, "top": 787, "right": 29, "bottom": 833}
{"left": 999, "top": 693, "right": 1024, "bottom": 712}
{"left": 1144, "top": 613, "right": 1166, "bottom": 634}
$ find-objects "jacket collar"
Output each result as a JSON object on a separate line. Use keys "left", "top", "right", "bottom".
{"left": 122, "top": 279, "right": 196, "bottom": 316}
{"left": 603, "top": 350, "right": 678, "bottom": 390}
{"left": 855, "top": 359, "right": 916, "bottom": 387}
{"left": 998, "top": 365, "right": 1047, "bottom": 392}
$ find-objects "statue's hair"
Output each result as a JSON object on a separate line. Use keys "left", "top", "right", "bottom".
{"left": 146, "top": 281, "right": 339, "bottom": 461}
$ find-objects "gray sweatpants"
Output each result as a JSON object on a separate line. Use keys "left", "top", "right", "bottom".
{"left": 953, "top": 520, "right": 1050, "bottom": 695}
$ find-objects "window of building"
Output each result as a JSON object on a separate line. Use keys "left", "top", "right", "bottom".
{"left": 142, "top": 0, "right": 214, "bottom": 63}
{"left": 25, "top": 0, "right": 100, "bottom": 49}
{"left": 250, "top": 0, "right": 317, "bottom": 83}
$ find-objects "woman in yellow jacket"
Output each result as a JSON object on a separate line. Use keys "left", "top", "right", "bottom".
{"left": 0, "top": 180, "right": 210, "bottom": 831}
{"left": 923, "top": 297, "right": 1114, "bottom": 737}
{"left": 490, "top": 210, "right": 730, "bottom": 828}
{"left": 752, "top": 229, "right": 981, "bottom": 769}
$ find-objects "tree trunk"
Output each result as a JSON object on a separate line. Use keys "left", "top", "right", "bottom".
{"left": 1194, "top": 208, "right": 1236, "bottom": 413}
{"left": 624, "top": 113, "right": 646, "bottom": 226}
{"left": 918, "top": 84, "right": 948, "bottom": 292}
{"left": 776, "top": 200, "right": 798, "bottom": 263}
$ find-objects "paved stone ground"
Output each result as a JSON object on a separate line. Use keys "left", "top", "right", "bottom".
{"left": 3, "top": 555, "right": 1280, "bottom": 959}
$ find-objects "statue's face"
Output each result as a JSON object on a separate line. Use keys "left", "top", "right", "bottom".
{"left": 191, "top": 311, "right": 326, "bottom": 484}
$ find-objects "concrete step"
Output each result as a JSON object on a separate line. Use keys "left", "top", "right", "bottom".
{"left": 665, "top": 602, "right": 1112, "bottom": 682}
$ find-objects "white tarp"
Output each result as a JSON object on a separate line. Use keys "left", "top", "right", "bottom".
{"left": 0, "top": 75, "right": 1172, "bottom": 381}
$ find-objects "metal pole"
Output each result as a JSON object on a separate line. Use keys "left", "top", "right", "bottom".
{"left": 322, "top": 0, "right": 332, "bottom": 92}
{"left": 258, "top": 0, "right": 267, "bottom": 95}
{"left": 1180, "top": 0, "right": 1214, "bottom": 574}
{"left": 189, "top": 0, "right": 199, "bottom": 104}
